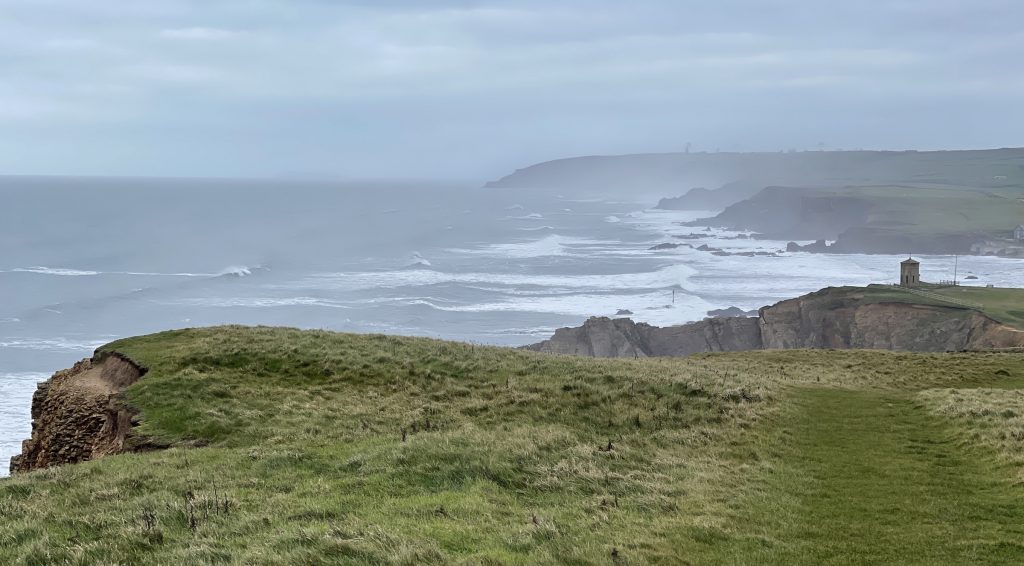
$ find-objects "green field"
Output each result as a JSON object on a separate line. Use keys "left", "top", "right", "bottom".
{"left": 856, "top": 284, "right": 1024, "bottom": 331}
{"left": 3, "top": 327, "right": 1024, "bottom": 564}
{"left": 831, "top": 185, "right": 1024, "bottom": 238}
{"left": 930, "top": 286, "right": 1024, "bottom": 330}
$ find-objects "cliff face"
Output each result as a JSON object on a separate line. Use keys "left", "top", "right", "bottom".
{"left": 756, "top": 291, "right": 1018, "bottom": 351}
{"left": 526, "top": 316, "right": 761, "bottom": 358}
{"left": 528, "top": 288, "right": 1024, "bottom": 358}
{"left": 10, "top": 352, "right": 152, "bottom": 474}
{"left": 687, "top": 187, "right": 873, "bottom": 240}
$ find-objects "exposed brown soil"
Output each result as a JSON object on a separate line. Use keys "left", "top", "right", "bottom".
{"left": 9, "top": 352, "right": 156, "bottom": 474}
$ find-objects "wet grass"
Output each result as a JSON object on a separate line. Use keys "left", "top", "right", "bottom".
{"left": 688, "top": 386, "right": 1024, "bottom": 564}
{"left": 2, "top": 326, "right": 1024, "bottom": 564}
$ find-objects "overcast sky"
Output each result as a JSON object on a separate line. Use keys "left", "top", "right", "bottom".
{"left": 1, "top": 0, "right": 1022, "bottom": 180}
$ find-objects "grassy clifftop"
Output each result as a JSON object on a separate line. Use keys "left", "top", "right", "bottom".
{"left": 3, "top": 326, "right": 1024, "bottom": 564}
{"left": 694, "top": 185, "right": 1024, "bottom": 253}
{"left": 855, "top": 284, "right": 1024, "bottom": 331}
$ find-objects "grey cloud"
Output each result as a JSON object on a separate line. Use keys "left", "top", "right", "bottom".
{"left": 0, "top": 0, "right": 1021, "bottom": 178}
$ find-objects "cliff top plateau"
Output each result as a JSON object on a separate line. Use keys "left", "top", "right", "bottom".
{"left": 5, "top": 325, "right": 1024, "bottom": 563}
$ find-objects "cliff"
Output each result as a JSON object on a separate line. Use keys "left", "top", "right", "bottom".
{"left": 688, "top": 184, "right": 1024, "bottom": 255}
{"left": 525, "top": 315, "right": 761, "bottom": 357}
{"left": 10, "top": 351, "right": 154, "bottom": 474}
{"left": 6, "top": 326, "right": 1024, "bottom": 562}
{"left": 486, "top": 148, "right": 1024, "bottom": 204}
{"left": 685, "top": 186, "right": 873, "bottom": 240}
{"left": 527, "top": 287, "right": 1024, "bottom": 357}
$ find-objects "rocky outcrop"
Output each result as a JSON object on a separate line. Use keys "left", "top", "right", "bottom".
{"left": 707, "top": 306, "right": 760, "bottom": 318}
{"left": 528, "top": 287, "right": 1024, "bottom": 357}
{"left": 525, "top": 315, "right": 761, "bottom": 358}
{"left": 10, "top": 352, "right": 153, "bottom": 474}
{"left": 655, "top": 180, "right": 769, "bottom": 211}
{"left": 756, "top": 292, "right": 1019, "bottom": 351}
{"left": 687, "top": 187, "right": 873, "bottom": 241}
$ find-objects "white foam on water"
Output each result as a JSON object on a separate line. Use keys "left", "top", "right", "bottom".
{"left": 276, "top": 263, "right": 698, "bottom": 294}
{"left": 0, "top": 372, "right": 51, "bottom": 477}
{"left": 618, "top": 206, "right": 1024, "bottom": 309}
{"left": 166, "top": 297, "right": 354, "bottom": 309}
{"left": 12, "top": 267, "right": 100, "bottom": 276}
{"left": 450, "top": 234, "right": 620, "bottom": 259}
{"left": 408, "top": 290, "right": 713, "bottom": 327}
{"left": 122, "top": 271, "right": 216, "bottom": 278}
{"left": 216, "top": 265, "right": 270, "bottom": 278}
{"left": 406, "top": 252, "right": 433, "bottom": 267}
{"left": 0, "top": 337, "right": 111, "bottom": 352}
{"left": 7, "top": 265, "right": 269, "bottom": 279}
{"left": 477, "top": 326, "right": 564, "bottom": 338}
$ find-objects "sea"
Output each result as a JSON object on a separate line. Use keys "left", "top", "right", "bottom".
{"left": 2, "top": 176, "right": 1022, "bottom": 475}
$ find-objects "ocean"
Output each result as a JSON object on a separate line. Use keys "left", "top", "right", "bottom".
{"left": 2, "top": 176, "right": 1022, "bottom": 475}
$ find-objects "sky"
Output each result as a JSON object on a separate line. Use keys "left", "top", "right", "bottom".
{"left": 1, "top": 0, "right": 1023, "bottom": 180}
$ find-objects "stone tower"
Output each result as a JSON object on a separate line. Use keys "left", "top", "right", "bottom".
{"left": 900, "top": 257, "right": 920, "bottom": 287}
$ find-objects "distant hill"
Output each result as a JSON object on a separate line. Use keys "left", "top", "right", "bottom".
{"left": 486, "top": 148, "right": 1024, "bottom": 208}
{"left": 685, "top": 184, "right": 1024, "bottom": 254}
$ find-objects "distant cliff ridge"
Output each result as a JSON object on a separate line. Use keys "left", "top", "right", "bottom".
{"left": 527, "top": 287, "right": 1024, "bottom": 358}
{"left": 487, "top": 148, "right": 1024, "bottom": 204}
{"left": 683, "top": 183, "right": 1024, "bottom": 255}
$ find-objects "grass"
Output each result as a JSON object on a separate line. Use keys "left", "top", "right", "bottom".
{"left": 815, "top": 185, "right": 1024, "bottom": 238}
{"left": 689, "top": 387, "right": 1024, "bottom": 564}
{"left": 919, "top": 385, "right": 1024, "bottom": 482}
{"left": 928, "top": 286, "right": 1024, "bottom": 330}
{"left": 851, "top": 284, "right": 1024, "bottom": 331}
{"left": 2, "top": 326, "right": 1024, "bottom": 564}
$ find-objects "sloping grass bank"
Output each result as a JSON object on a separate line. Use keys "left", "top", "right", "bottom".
{"left": 688, "top": 386, "right": 1024, "bottom": 564}
{"left": 2, "top": 326, "right": 1024, "bottom": 564}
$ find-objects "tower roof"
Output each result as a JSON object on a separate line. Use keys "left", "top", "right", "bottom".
{"left": 901, "top": 257, "right": 919, "bottom": 265}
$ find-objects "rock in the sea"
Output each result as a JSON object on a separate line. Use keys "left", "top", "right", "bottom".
{"left": 695, "top": 244, "right": 724, "bottom": 252}
{"left": 649, "top": 243, "right": 682, "bottom": 250}
{"left": 707, "top": 306, "right": 759, "bottom": 318}
{"left": 787, "top": 239, "right": 830, "bottom": 253}
{"left": 616, "top": 309, "right": 634, "bottom": 316}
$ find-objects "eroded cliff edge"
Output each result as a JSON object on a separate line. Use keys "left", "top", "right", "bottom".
{"left": 527, "top": 287, "right": 1024, "bottom": 357}
{"left": 10, "top": 351, "right": 155, "bottom": 474}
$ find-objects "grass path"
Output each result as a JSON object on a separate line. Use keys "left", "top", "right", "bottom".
{"left": 701, "top": 386, "right": 1024, "bottom": 565}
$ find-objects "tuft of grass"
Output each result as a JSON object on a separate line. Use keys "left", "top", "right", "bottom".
{"left": 920, "top": 386, "right": 1024, "bottom": 482}
{"left": 2, "top": 326, "right": 1024, "bottom": 564}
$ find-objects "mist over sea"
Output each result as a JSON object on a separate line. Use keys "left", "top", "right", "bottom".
{"left": 3, "top": 176, "right": 1022, "bottom": 474}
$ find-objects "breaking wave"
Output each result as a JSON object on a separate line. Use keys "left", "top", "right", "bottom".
{"left": 12, "top": 267, "right": 99, "bottom": 276}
